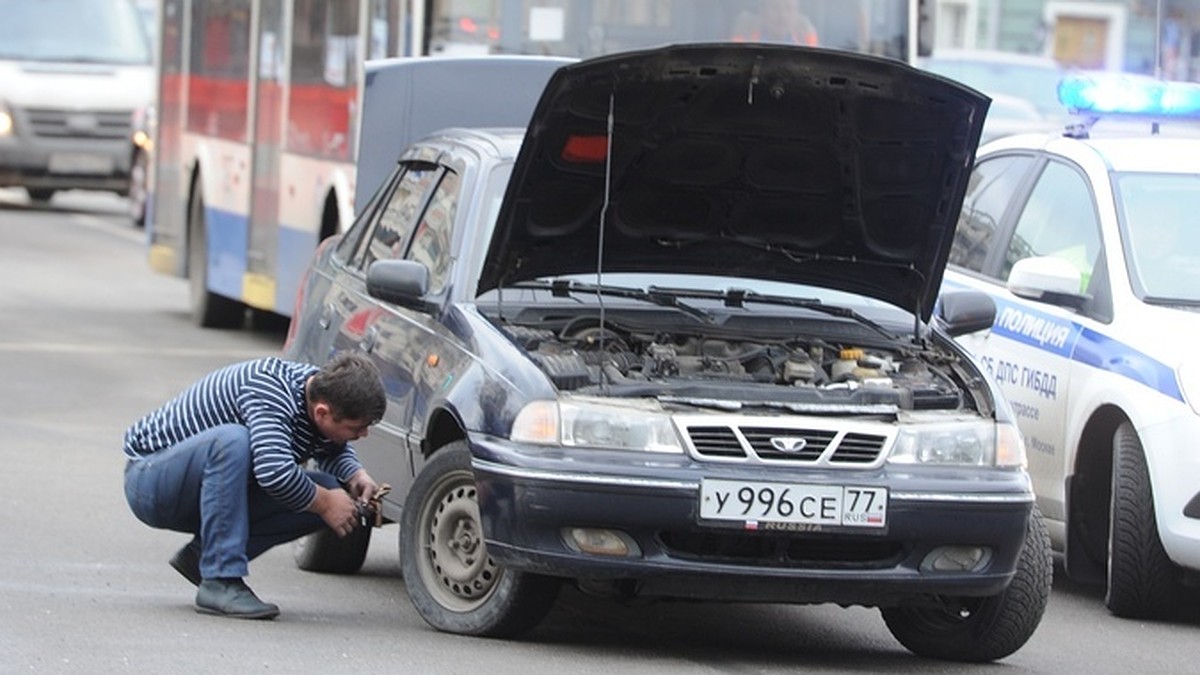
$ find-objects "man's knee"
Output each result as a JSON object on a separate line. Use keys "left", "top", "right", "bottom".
{"left": 307, "top": 471, "right": 342, "bottom": 491}
{"left": 208, "top": 425, "right": 252, "bottom": 466}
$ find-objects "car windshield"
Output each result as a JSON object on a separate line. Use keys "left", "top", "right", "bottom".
{"left": 921, "top": 55, "right": 1065, "bottom": 119}
{"left": 0, "top": 0, "right": 151, "bottom": 65}
{"left": 1114, "top": 172, "right": 1200, "bottom": 303}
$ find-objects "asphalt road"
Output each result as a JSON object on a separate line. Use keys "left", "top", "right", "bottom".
{"left": 2, "top": 189, "right": 1199, "bottom": 674}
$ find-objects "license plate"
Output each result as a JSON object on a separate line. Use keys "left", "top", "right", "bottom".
{"left": 699, "top": 479, "right": 887, "bottom": 528}
{"left": 48, "top": 153, "right": 113, "bottom": 175}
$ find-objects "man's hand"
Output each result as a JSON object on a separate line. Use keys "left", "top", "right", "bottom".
{"left": 309, "top": 484, "right": 359, "bottom": 538}
{"left": 345, "top": 468, "right": 380, "bottom": 503}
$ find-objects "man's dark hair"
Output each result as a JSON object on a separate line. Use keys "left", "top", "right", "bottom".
{"left": 307, "top": 352, "right": 386, "bottom": 422}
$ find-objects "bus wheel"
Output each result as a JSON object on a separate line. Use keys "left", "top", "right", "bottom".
{"left": 1106, "top": 421, "right": 1180, "bottom": 619}
{"left": 187, "top": 183, "right": 245, "bottom": 328}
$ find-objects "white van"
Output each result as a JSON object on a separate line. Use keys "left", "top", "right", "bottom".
{"left": 0, "top": 0, "right": 153, "bottom": 203}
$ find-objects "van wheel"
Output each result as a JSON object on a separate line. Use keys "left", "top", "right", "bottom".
{"left": 400, "top": 441, "right": 559, "bottom": 637}
{"left": 27, "top": 188, "right": 55, "bottom": 204}
{"left": 1106, "top": 421, "right": 1180, "bottom": 618}
{"left": 881, "top": 507, "right": 1052, "bottom": 662}
{"left": 129, "top": 149, "right": 149, "bottom": 227}
{"left": 187, "top": 183, "right": 245, "bottom": 328}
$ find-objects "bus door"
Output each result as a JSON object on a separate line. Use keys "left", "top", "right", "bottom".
{"left": 149, "top": 0, "right": 188, "bottom": 276}
{"left": 245, "top": 0, "right": 287, "bottom": 312}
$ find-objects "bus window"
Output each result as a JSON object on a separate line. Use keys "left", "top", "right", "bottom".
{"left": 426, "top": 0, "right": 914, "bottom": 62}
{"left": 188, "top": 0, "right": 252, "bottom": 141}
{"left": 289, "top": 0, "right": 360, "bottom": 159}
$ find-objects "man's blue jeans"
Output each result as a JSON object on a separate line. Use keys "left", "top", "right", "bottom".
{"left": 124, "top": 424, "right": 335, "bottom": 579}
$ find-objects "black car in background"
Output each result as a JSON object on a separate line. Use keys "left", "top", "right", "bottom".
{"left": 285, "top": 44, "right": 1050, "bottom": 663}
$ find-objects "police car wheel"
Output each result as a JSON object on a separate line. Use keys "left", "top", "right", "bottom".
{"left": 881, "top": 507, "right": 1052, "bottom": 663}
{"left": 1106, "top": 421, "right": 1180, "bottom": 619}
{"left": 400, "top": 441, "right": 560, "bottom": 637}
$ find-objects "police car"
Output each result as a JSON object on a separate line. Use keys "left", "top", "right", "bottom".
{"left": 942, "top": 74, "right": 1200, "bottom": 619}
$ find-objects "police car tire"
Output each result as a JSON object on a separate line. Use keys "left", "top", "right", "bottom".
{"left": 881, "top": 506, "right": 1052, "bottom": 663}
{"left": 400, "top": 441, "right": 560, "bottom": 637}
{"left": 293, "top": 523, "right": 372, "bottom": 574}
{"left": 1105, "top": 421, "right": 1179, "bottom": 619}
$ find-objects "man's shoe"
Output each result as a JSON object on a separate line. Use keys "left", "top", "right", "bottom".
{"left": 195, "top": 578, "right": 280, "bottom": 620}
{"left": 169, "top": 542, "right": 202, "bottom": 587}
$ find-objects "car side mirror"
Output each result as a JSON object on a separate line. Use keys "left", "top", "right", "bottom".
{"left": 934, "top": 289, "right": 996, "bottom": 336}
{"left": 1008, "top": 256, "right": 1089, "bottom": 310}
{"left": 366, "top": 259, "right": 431, "bottom": 310}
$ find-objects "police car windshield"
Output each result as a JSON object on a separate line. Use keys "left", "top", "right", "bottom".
{"left": 1114, "top": 172, "right": 1200, "bottom": 303}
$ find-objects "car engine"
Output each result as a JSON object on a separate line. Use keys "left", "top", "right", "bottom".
{"left": 502, "top": 322, "right": 973, "bottom": 411}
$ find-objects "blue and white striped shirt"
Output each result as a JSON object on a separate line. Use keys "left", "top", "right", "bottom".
{"left": 123, "top": 357, "right": 364, "bottom": 512}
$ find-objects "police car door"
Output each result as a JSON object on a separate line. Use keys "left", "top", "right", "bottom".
{"left": 949, "top": 155, "right": 1106, "bottom": 515}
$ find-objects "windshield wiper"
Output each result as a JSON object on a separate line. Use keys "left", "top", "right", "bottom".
{"left": 509, "top": 280, "right": 900, "bottom": 339}
{"left": 509, "top": 279, "right": 715, "bottom": 323}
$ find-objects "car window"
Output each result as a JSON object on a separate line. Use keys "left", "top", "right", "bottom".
{"left": 948, "top": 155, "right": 1033, "bottom": 274}
{"left": 1003, "top": 160, "right": 1102, "bottom": 292}
{"left": 1115, "top": 172, "right": 1200, "bottom": 303}
{"left": 359, "top": 162, "right": 441, "bottom": 272}
{"left": 407, "top": 170, "right": 460, "bottom": 294}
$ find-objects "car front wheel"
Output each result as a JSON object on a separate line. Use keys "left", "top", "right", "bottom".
{"left": 1106, "top": 421, "right": 1180, "bottom": 618}
{"left": 400, "top": 441, "right": 560, "bottom": 637}
{"left": 881, "top": 506, "right": 1053, "bottom": 662}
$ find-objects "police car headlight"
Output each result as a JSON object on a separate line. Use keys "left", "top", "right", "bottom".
{"left": 889, "top": 420, "right": 1026, "bottom": 467}
{"left": 1177, "top": 362, "right": 1200, "bottom": 415}
{"left": 511, "top": 398, "right": 684, "bottom": 453}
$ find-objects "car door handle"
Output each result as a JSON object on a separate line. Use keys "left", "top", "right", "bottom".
{"left": 361, "top": 326, "right": 379, "bottom": 353}
{"left": 318, "top": 302, "right": 335, "bottom": 329}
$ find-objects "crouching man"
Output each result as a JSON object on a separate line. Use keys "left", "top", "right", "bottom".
{"left": 123, "top": 352, "right": 386, "bottom": 620}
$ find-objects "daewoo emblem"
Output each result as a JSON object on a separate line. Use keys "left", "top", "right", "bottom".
{"left": 770, "top": 436, "right": 808, "bottom": 453}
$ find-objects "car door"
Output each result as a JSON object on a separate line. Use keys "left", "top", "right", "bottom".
{"left": 321, "top": 160, "right": 444, "bottom": 496}
{"left": 948, "top": 153, "right": 1108, "bottom": 520}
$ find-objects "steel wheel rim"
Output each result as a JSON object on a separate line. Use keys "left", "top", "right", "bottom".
{"left": 416, "top": 470, "right": 500, "bottom": 611}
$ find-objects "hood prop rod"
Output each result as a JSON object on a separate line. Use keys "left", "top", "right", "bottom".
{"left": 596, "top": 90, "right": 616, "bottom": 390}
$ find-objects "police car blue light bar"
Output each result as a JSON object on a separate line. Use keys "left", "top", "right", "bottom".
{"left": 1058, "top": 74, "right": 1200, "bottom": 117}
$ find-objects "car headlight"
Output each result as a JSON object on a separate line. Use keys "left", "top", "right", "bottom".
{"left": 0, "top": 106, "right": 13, "bottom": 137}
{"left": 888, "top": 419, "right": 1026, "bottom": 467}
{"left": 511, "top": 398, "right": 684, "bottom": 453}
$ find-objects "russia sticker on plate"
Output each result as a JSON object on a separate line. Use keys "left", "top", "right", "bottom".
{"left": 699, "top": 478, "right": 887, "bottom": 528}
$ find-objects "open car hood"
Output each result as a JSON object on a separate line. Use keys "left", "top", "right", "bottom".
{"left": 478, "top": 44, "right": 989, "bottom": 321}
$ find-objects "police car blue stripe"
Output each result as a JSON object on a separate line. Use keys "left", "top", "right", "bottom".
{"left": 942, "top": 281, "right": 1184, "bottom": 403}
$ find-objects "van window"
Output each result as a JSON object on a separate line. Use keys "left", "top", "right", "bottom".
{"left": 0, "top": 0, "right": 151, "bottom": 65}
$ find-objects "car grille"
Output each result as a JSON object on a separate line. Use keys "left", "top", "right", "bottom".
{"left": 676, "top": 416, "right": 893, "bottom": 467}
{"left": 24, "top": 108, "right": 132, "bottom": 140}
{"left": 660, "top": 530, "right": 905, "bottom": 569}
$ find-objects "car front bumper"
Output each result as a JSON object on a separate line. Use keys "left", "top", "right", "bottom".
{"left": 0, "top": 125, "right": 132, "bottom": 194}
{"left": 470, "top": 434, "right": 1035, "bottom": 606}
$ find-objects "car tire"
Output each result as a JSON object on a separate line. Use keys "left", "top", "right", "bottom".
{"left": 881, "top": 506, "right": 1052, "bottom": 663}
{"left": 293, "top": 525, "right": 372, "bottom": 574}
{"left": 27, "top": 188, "right": 55, "bottom": 204}
{"left": 129, "top": 149, "right": 148, "bottom": 228}
{"left": 400, "top": 441, "right": 560, "bottom": 637}
{"left": 187, "top": 182, "right": 246, "bottom": 328}
{"left": 1106, "top": 421, "right": 1180, "bottom": 619}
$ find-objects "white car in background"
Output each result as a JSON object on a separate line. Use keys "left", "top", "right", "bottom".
{"left": 0, "top": 0, "right": 153, "bottom": 205}
{"left": 942, "top": 73, "right": 1200, "bottom": 619}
